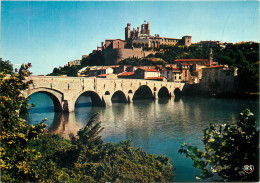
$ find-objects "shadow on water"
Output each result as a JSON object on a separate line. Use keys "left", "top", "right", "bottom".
{"left": 174, "top": 95, "right": 181, "bottom": 102}
{"left": 48, "top": 112, "right": 63, "bottom": 132}
{"left": 158, "top": 98, "right": 170, "bottom": 104}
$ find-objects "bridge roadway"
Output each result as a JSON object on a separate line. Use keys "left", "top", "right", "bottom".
{"left": 22, "top": 76, "right": 185, "bottom": 112}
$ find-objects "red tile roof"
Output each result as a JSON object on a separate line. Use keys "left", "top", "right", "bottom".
{"left": 181, "top": 63, "right": 190, "bottom": 66}
{"left": 138, "top": 68, "right": 158, "bottom": 72}
{"left": 109, "top": 65, "right": 120, "bottom": 68}
{"left": 160, "top": 67, "right": 167, "bottom": 71}
{"left": 204, "top": 65, "right": 224, "bottom": 69}
{"left": 194, "top": 69, "right": 202, "bottom": 72}
{"left": 118, "top": 72, "right": 134, "bottom": 76}
{"left": 145, "top": 77, "right": 165, "bottom": 80}
{"left": 97, "top": 74, "right": 109, "bottom": 77}
{"left": 211, "top": 65, "right": 223, "bottom": 68}
{"left": 174, "top": 59, "right": 209, "bottom": 62}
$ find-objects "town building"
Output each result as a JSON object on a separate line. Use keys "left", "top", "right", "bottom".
{"left": 77, "top": 66, "right": 113, "bottom": 77}
{"left": 159, "top": 66, "right": 182, "bottom": 82}
{"left": 191, "top": 69, "right": 202, "bottom": 84}
{"left": 96, "top": 73, "right": 118, "bottom": 79}
{"left": 199, "top": 66, "right": 238, "bottom": 94}
{"left": 68, "top": 59, "right": 81, "bottom": 67}
{"left": 191, "top": 40, "right": 230, "bottom": 48}
{"left": 172, "top": 68, "right": 182, "bottom": 83}
{"left": 118, "top": 72, "right": 135, "bottom": 79}
{"left": 172, "top": 49, "right": 219, "bottom": 83}
{"left": 134, "top": 68, "right": 161, "bottom": 79}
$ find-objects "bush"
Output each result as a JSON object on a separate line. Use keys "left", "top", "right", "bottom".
{"left": 30, "top": 114, "right": 174, "bottom": 182}
{"left": 179, "top": 109, "right": 259, "bottom": 181}
{"left": 0, "top": 63, "right": 47, "bottom": 182}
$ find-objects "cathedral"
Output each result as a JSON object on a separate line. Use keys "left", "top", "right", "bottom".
{"left": 97, "top": 21, "right": 192, "bottom": 65}
{"left": 125, "top": 21, "right": 192, "bottom": 48}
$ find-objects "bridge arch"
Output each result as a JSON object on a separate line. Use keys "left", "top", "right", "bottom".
{"left": 158, "top": 86, "right": 171, "bottom": 98}
{"left": 111, "top": 90, "right": 127, "bottom": 103}
{"left": 25, "top": 88, "right": 63, "bottom": 112}
{"left": 133, "top": 85, "right": 153, "bottom": 100}
{"left": 105, "top": 91, "right": 110, "bottom": 95}
{"left": 174, "top": 88, "right": 181, "bottom": 97}
{"left": 74, "top": 91, "right": 104, "bottom": 108}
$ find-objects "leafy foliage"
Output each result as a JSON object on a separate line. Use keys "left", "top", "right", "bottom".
{"left": 0, "top": 63, "right": 47, "bottom": 182}
{"left": 30, "top": 114, "right": 174, "bottom": 182}
{"left": 179, "top": 109, "right": 259, "bottom": 181}
{"left": 81, "top": 51, "right": 105, "bottom": 66}
{"left": 119, "top": 57, "right": 165, "bottom": 66}
{"left": 0, "top": 58, "right": 13, "bottom": 73}
{"left": 48, "top": 65, "right": 81, "bottom": 77}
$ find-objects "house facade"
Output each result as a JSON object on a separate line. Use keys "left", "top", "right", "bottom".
{"left": 199, "top": 66, "right": 238, "bottom": 94}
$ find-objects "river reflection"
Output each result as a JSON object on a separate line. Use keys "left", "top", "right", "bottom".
{"left": 27, "top": 93, "right": 259, "bottom": 182}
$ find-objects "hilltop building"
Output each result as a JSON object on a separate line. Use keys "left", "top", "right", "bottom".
{"left": 124, "top": 22, "right": 192, "bottom": 48}
{"left": 191, "top": 40, "right": 230, "bottom": 48}
{"left": 68, "top": 59, "right": 81, "bottom": 67}
{"left": 98, "top": 21, "right": 192, "bottom": 65}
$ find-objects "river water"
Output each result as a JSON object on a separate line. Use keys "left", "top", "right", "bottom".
{"left": 28, "top": 93, "right": 259, "bottom": 182}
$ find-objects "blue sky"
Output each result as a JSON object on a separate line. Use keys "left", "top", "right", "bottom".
{"left": 1, "top": 1, "right": 259, "bottom": 75}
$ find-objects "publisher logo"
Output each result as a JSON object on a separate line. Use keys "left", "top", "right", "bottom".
{"left": 243, "top": 165, "right": 254, "bottom": 174}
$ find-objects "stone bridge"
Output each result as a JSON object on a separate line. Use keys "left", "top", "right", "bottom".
{"left": 22, "top": 76, "right": 185, "bottom": 112}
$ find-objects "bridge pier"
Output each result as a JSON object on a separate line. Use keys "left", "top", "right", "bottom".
{"left": 127, "top": 94, "right": 133, "bottom": 103}
{"left": 102, "top": 95, "right": 112, "bottom": 107}
{"left": 153, "top": 91, "right": 158, "bottom": 100}
{"left": 62, "top": 100, "right": 75, "bottom": 113}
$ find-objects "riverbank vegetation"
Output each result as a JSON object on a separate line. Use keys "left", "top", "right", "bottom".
{"left": 0, "top": 61, "right": 174, "bottom": 182}
{"left": 179, "top": 109, "right": 259, "bottom": 181}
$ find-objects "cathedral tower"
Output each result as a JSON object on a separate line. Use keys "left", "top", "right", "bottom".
{"left": 125, "top": 23, "right": 131, "bottom": 41}
{"left": 140, "top": 21, "right": 150, "bottom": 36}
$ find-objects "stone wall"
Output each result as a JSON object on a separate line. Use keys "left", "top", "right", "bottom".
{"left": 103, "top": 48, "right": 155, "bottom": 65}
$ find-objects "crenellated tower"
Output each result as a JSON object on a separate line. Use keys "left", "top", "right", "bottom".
{"left": 140, "top": 21, "right": 150, "bottom": 36}
{"left": 125, "top": 23, "right": 131, "bottom": 41}
{"left": 182, "top": 36, "right": 192, "bottom": 46}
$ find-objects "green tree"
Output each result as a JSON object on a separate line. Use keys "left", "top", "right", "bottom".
{"left": 179, "top": 109, "right": 259, "bottom": 181}
{"left": 48, "top": 65, "right": 81, "bottom": 77}
{"left": 0, "top": 63, "right": 47, "bottom": 182}
{"left": 0, "top": 58, "right": 13, "bottom": 73}
{"left": 81, "top": 51, "right": 105, "bottom": 66}
{"left": 237, "top": 61, "right": 259, "bottom": 93}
